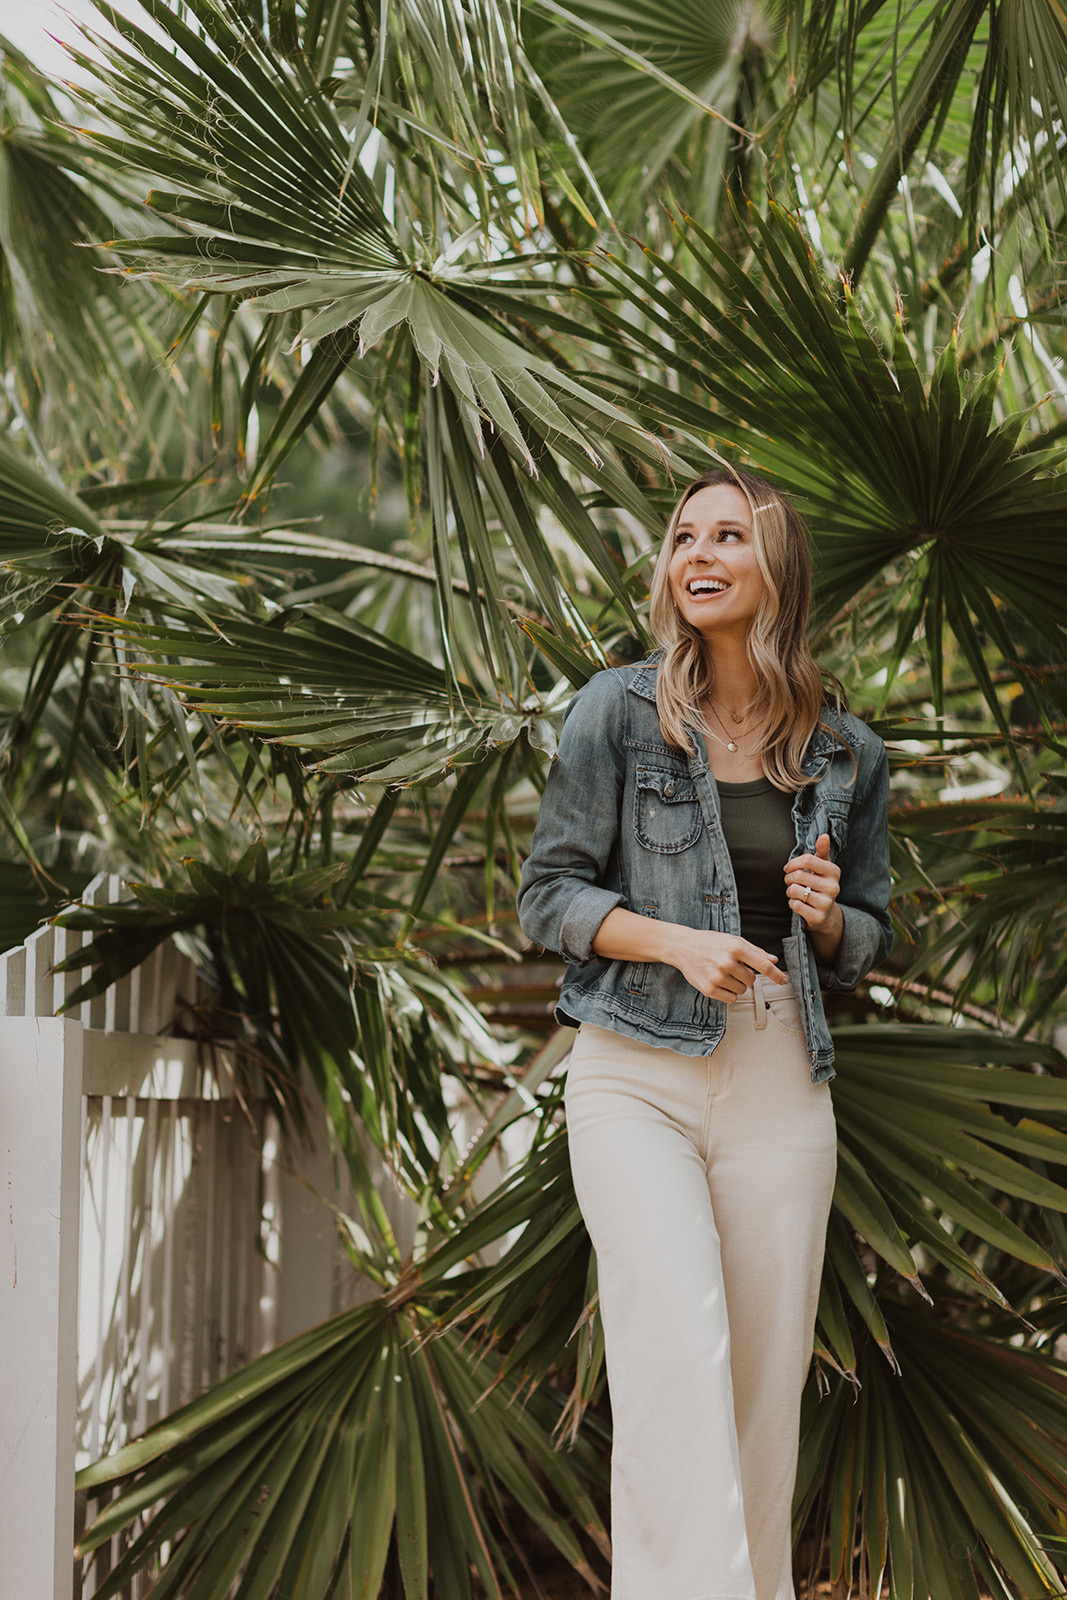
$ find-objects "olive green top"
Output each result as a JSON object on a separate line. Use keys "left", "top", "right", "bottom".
{"left": 716, "top": 777, "right": 795, "bottom": 963}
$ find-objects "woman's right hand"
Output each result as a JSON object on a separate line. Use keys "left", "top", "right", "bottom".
{"left": 592, "top": 909, "right": 787, "bottom": 1003}
{"left": 670, "top": 927, "right": 789, "bottom": 1003}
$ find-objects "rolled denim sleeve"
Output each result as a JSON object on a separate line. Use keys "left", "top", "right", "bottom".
{"left": 816, "top": 738, "right": 893, "bottom": 991}
{"left": 517, "top": 672, "right": 628, "bottom": 964}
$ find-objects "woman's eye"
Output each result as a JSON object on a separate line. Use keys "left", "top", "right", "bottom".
{"left": 719, "top": 529, "right": 743, "bottom": 542}
{"left": 675, "top": 531, "right": 692, "bottom": 545}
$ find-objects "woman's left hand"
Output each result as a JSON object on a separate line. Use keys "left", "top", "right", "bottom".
{"left": 784, "top": 833, "right": 843, "bottom": 937}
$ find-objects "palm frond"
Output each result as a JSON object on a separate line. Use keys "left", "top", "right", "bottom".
{"left": 797, "top": 1306, "right": 1067, "bottom": 1599}
{"left": 53, "top": 840, "right": 476, "bottom": 1172}
{"left": 104, "top": 598, "right": 562, "bottom": 782}
{"left": 590, "top": 203, "right": 1067, "bottom": 723}
{"left": 0, "top": 40, "right": 163, "bottom": 441}
{"left": 893, "top": 797, "right": 1067, "bottom": 1027}
{"left": 76, "top": 1259, "right": 608, "bottom": 1600}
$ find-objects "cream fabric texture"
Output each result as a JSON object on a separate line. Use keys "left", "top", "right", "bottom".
{"left": 565, "top": 980, "right": 836, "bottom": 1600}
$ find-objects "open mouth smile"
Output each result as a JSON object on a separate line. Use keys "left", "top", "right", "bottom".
{"left": 686, "top": 578, "right": 731, "bottom": 596}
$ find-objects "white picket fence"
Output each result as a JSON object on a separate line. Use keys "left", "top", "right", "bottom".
{"left": 0, "top": 874, "right": 411, "bottom": 1600}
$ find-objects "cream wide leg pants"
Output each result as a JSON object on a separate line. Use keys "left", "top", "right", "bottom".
{"left": 565, "top": 979, "right": 837, "bottom": 1600}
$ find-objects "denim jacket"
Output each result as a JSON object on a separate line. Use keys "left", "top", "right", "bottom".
{"left": 517, "top": 660, "right": 893, "bottom": 1083}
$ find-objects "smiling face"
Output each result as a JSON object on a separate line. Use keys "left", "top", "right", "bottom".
{"left": 666, "top": 483, "right": 767, "bottom": 641}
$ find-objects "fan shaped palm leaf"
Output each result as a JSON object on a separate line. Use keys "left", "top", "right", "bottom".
{"left": 590, "top": 202, "right": 1067, "bottom": 723}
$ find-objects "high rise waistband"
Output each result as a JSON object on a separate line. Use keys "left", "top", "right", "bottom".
{"left": 740, "top": 972, "right": 794, "bottom": 1028}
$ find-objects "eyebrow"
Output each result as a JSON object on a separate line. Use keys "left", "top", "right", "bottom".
{"left": 675, "top": 517, "right": 750, "bottom": 531}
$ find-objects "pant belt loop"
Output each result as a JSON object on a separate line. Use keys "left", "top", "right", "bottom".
{"left": 753, "top": 973, "right": 768, "bottom": 1028}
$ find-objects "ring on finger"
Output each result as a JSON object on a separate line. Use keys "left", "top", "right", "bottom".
{"left": 801, "top": 884, "right": 812, "bottom": 901}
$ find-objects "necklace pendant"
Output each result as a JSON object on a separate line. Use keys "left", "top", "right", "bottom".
{"left": 727, "top": 739, "right": 738, "bottom": 752}
{"left": 730, "top": 712, "right": 743, "bottom": 724}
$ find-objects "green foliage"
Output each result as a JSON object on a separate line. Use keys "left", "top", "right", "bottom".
{"left": 1, "top": 0, "right": 1066, "bottom": 1593}
{"left": 76, "top": 1298, "right": 609, "bottom": 1600}
{"left": 592, "top": 203, "right": 1067, "bottom": 721}
{"left": 797, "top": 1308, "right": 1067, "bottom": 1600}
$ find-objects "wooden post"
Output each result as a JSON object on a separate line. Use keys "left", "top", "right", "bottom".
{"left": 0, "top": 1016, "right": 84, "bottom": 1600}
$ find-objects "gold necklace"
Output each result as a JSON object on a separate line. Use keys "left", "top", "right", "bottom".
{"left": 707, "top": 699, "right": 750, "bottom": 754}
{"left": 705, "top": 724, "right": 744, "bottom": 754}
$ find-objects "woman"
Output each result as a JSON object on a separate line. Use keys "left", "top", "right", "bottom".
{"left": 517, "top": 468, "right": 892, "bottom": 1600}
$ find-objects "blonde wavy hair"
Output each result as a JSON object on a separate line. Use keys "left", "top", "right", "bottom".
{"left": 648, "top": 467, "right": 846, "bottom": 791}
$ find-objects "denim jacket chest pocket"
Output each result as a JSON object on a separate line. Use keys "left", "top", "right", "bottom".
{"left": 633, "top": 765, "right": 702, "bottom": 853}
{"left": 797, "top": 747, "right": 859, "bottom": 857}
{"left": 798, "top": 793, "right": 854, "bottom": 859}
{"left": 817, "top": 796, "right": 853, "bottom": 855}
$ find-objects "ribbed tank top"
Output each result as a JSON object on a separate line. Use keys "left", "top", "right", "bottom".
{"left": 715, "top": 777, "right": 795, "bottom": 961}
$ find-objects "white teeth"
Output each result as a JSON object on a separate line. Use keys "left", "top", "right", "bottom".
{"left": 688, "top": 579, "right": 729, "bottom": 594}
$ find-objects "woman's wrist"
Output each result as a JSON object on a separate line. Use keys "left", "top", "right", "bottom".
{"left": 592, "top": 907, "right": 677, "bottom": 966}
{"left": 808, "top": 903, "right": 845, "bottom": 966}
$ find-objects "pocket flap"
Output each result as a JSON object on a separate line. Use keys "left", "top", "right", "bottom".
{"left": 633, "top": 766, "right": 702, "bottom": 853}
{"left": 636, "top": 767, "right": 697, "bottom": 804}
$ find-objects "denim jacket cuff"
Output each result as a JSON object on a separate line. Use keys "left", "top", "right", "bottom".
{"left": 559, "top": 888, "right": 627, "bottom": 965}
{"left": 815, "top": 905, "right": 883, "bottom": 992}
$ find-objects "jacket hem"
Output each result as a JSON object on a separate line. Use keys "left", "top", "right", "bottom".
{"left": 555, "top": 992, "right": 725, "bottom": 1058}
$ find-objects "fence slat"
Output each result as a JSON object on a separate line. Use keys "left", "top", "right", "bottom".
{"left": 88, "top": 1097, "right": 111, "bottom": 1465}
{"left": 25, "top": 925, "right": 57, "bottom": 1020}
{"left": 0, "top": 1017, "right": 83, "bottom": 1600}
{"left": 0, "top": 945, "right": 27, "bottom": 1016}
{"left": 135, "top": 1097, "right": 157, "bottom": 1442}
